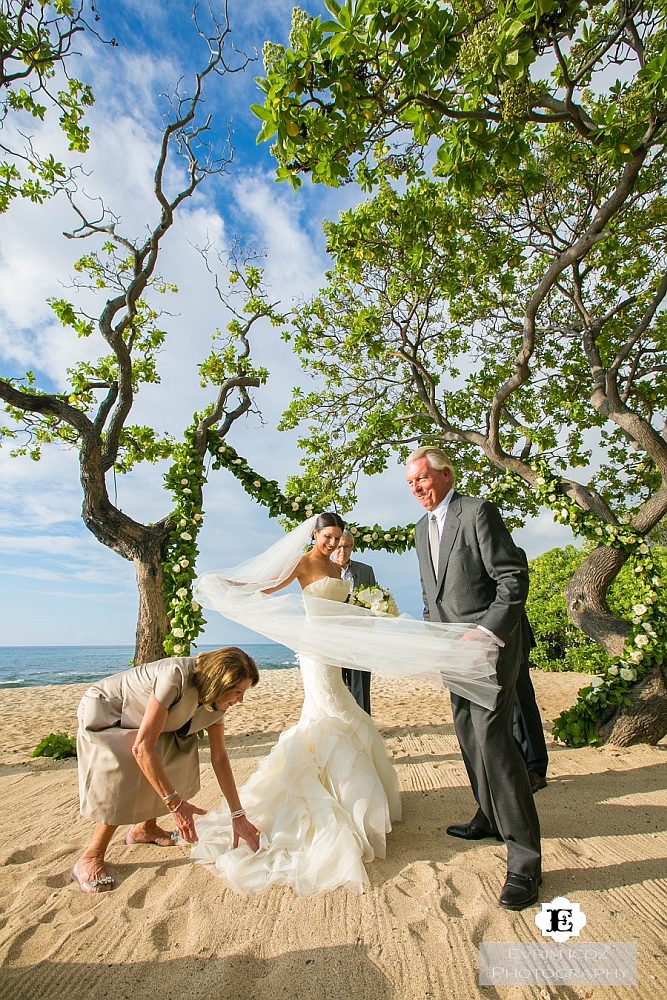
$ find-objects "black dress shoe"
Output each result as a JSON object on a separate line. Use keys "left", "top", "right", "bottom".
{"left": 528, "top": 770, "right": 548, "bottom": 793}
{"left": 499, "top": 872, "right": 542, "bottom": 910}
{"left": 446, "top": 820, "right": 502, "bottom": 842}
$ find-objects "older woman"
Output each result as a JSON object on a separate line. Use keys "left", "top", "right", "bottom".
{"left": 72, "top": 646, "right": 260, "bottom": 894}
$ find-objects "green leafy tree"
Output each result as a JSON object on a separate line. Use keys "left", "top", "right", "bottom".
{"left": 0, "top": 1, "right": 109, "bottom": 211}
{"left": 257, "top": 0, "right": 666, "bottom": 192}
{"left": 257, "top": 1, "right": 667, "bottom": 744}
{"left": 0, "top": 10, "right": 279, "bottom": 664}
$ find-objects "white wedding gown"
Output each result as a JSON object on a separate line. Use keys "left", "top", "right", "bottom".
{"left": 191, "top": 577, "right": 401, "bottom": 896}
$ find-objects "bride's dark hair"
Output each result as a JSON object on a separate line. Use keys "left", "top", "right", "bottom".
{"left": 313, "top": 512, "right": 345, "bottom": 532}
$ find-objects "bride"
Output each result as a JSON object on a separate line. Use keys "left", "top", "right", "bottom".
{"left": 192, "top": 512, "right": 499, "bottom": 897}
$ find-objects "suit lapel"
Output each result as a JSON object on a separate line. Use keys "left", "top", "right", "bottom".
{"left": 435, "top": 492, "right": 462, "bottom": 593}
{"left": 416, "top": 515, "right": 436, "bottom": 589}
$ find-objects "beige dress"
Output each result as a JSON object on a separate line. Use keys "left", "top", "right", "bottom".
{"left": 77, "top": 657, "right": 225, "bottom": 825}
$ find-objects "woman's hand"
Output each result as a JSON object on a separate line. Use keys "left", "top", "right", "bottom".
{"left": 232, "top": 814, "right": 261, "bottom": 852}
{"left": 172, "top": 799, "right": 208, "bottom": 844}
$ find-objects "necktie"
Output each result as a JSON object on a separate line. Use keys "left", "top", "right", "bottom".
{"left": 429, "top": 514, "right": 440, "bottom": 575}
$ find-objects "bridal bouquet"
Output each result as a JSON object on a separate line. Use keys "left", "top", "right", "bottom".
{"left": 348, "top": 585, "right": 399, "bottom": 617}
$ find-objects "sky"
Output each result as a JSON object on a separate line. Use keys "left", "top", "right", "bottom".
{"left": 0, "top": 0, "right": 574, "bottom": 649}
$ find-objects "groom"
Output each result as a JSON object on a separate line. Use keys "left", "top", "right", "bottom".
{"left": 405, "top": 446, "right": 542, "bottom": 910}
{"left": 332, "top": 530, "right": 376, "bottom": 714}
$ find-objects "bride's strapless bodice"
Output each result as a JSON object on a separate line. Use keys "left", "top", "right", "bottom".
{"left": 302, "top": 576, "right": 350, "bottom": 603}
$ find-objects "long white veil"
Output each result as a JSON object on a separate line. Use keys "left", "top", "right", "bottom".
{"left": 194, "top": 515, "right": 500, "bottom": 710}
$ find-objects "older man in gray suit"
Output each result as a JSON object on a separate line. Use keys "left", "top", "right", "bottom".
{"left": 406, "top": 446, "right": 542, "bottom": 910}
{"left": 332, "top": 530, "right": 376, "bottom": 714}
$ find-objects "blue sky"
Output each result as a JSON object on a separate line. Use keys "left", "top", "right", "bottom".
{"left": 0, "top": 1, "right": 573, "bottom": 648}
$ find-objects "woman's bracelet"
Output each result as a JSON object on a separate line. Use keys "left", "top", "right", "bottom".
{"left": 230, "top": 808, "right": 246, "bottom": 820}
{"left": 168, "top": 798, "right": 183, "bottom": 812}
{"left": 162, "top": 790, "right": 179, "bottom": 806}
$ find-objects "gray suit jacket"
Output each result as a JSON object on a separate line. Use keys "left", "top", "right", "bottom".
{"left": 347, "top": 559, "right": 377, "bottom": 590}
{"left": 415, "top": 492, "right": 528, "bottom": 645}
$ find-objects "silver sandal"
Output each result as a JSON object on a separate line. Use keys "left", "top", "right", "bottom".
{"left": 71, "top": 865, "right": 116, "bottom": 894}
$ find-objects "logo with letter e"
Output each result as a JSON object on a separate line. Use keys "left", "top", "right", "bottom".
{"left": 535, "top": 896, "right": 587, "bottom": 942}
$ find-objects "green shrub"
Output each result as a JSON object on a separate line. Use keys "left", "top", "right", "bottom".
{"left": 32, "top": 732, "right": 77, "bottom": 760}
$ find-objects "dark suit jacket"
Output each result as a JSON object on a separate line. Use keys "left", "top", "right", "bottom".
{"left": 415, "top": 492, "right": 528, "bottom": 645}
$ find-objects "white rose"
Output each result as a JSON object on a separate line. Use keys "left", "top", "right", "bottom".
{"left": 363, "top": 534, "right": 372, "bottom": 542}
{"left": 632, "top": 603, "right": 648, "bottom": 616}
{"left": 176, "top": 587, "right": 188, "bottom": 598}
{"left": 194, "top": 513, "right": 202, "bottom": 522}
{"left": 384, "top": 533, "right": 391, "bottom": 541}
{"left": 173, "top": 644, "right": 183, "bottom": 654}
{"left": 253, "top": 481, "right": 261, "bottom": 488}
{"left": 191, "top": 601, "right": 200, "bottom": 612}
{"left": 591, "top": 676, "right": 605, "bottom": 688}
{"left": 635, "top": 634, "right": 649, "bottom": 647}
{"left": 181, "top": 478, "right": 188, "bottom": 485}
{"left": 350, "top": 526, "right": 358, "bottom": 534}
{"left": 172, "top": 627, "right": 184, "bottom": 638}
{"left": 180, "top": 532, "right": 192, "bottom": 541}
{"left": 179, "top": 518, "right": 187, "bottom": 527}
{"left": 182, "top": 488, "right": 192, "bottom": 495}
{"left": 180, "top": 558, "right": 189, "bottom": 568}
{"left": 620, "top": 667, "right": 636, "bottom": 682}
{"left": 233, "top": 458, "right": 242, "bottom": 465}
{"left": 292, "top": 502, "right": 299, "bottom": 510}
{"left": 535, "top": 476, "right": 545, "bottom": 485}
{"left": 608, "top": 664, "right": 619, "bottom": 676}
{"left": 172, "top": 565, "right": 181, "bottom": 573}
{"left": 629, "top": 650, "right": 644, "bottom": 663}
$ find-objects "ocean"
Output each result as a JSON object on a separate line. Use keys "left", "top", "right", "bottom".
{"left": 0, "top": 644, "right": 298, "bottom": 689}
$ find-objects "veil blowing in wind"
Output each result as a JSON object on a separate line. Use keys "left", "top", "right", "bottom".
{"left": 194, "top": 515, "right": 499, "bottom": 709}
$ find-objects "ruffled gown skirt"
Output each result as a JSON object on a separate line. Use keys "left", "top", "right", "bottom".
{"left": 191, "top": 655, "right": 401, "bottom": 896}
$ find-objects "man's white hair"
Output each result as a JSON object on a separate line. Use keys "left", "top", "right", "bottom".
{"left": 406, "top": 445, "right": 456, "bottom": 484}
{"left": 339, "top": 529, "right": 355, "bottom": 547}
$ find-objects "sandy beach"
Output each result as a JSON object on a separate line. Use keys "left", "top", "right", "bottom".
{"left": 0, "top": 668, "right": 665, "bottom": 1000}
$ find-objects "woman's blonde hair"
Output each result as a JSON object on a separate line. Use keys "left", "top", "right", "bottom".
{"left": 193, "top": 646, "right": 259, "bottom": 706}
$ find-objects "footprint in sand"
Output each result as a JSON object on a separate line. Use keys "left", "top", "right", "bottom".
{"left": 382, "top": 861, "right": 469, "bottom": 923}
{"left": 3, "top": 843, "right": 67, "bottom": 866}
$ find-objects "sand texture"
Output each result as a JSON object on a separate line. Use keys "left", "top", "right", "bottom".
{"left": 0, "top": 668, "right": 665, "bottom": 1000}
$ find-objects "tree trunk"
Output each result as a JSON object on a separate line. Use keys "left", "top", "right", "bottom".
{"left": 598, "top": 664, "right": 667, "bottom": 746}
{"left": 134, "top": 539, "right": 171, "bottom": 665}
{"left": 565, "top": 544, "right": 630, "bottom": 656}
{"left": 566, "top": 544, "right": 667, "bottom": 745}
